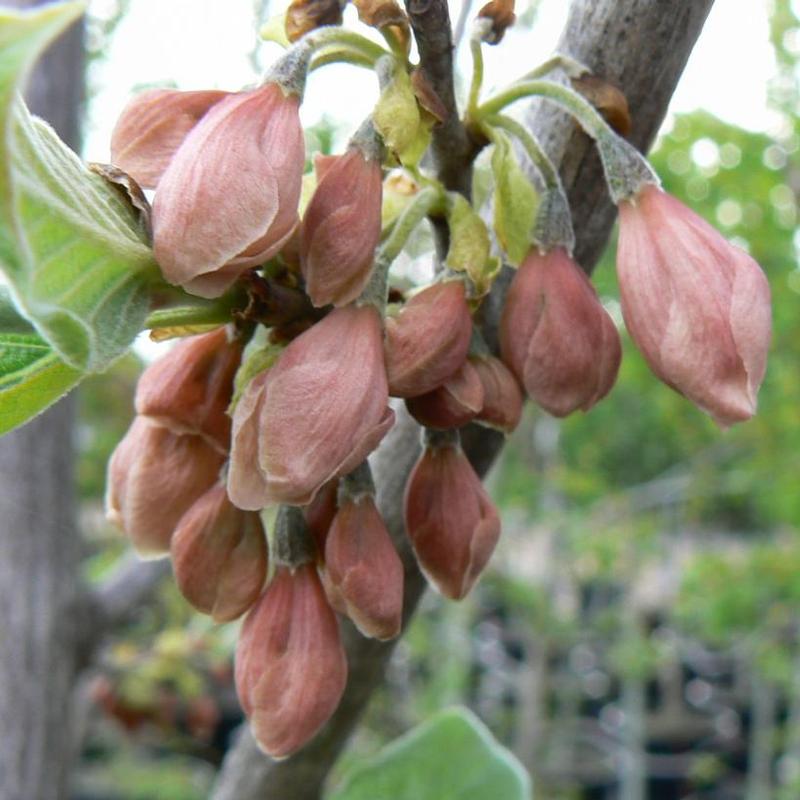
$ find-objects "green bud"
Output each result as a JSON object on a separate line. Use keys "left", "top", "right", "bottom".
{"left": 490, "top": 129, "right": 539, "bottom": 265}
{"left": 445, "top": 194, "right": 498, "bottom": 296}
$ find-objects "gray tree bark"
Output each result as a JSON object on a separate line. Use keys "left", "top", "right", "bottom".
{"left": 0, "top": 5, "right": 86, "bottom": 799}
{"left": 210, "top": 1, "right": 715, "bottom": 799}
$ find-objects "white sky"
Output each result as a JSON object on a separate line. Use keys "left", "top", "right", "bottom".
{"left": 83, "top": 0, "right": 777, "bottom": 163}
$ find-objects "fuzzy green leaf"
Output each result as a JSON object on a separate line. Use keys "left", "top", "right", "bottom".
{"left": 330, "top": 707, "right": 533, "bottom": 800}
{"left": 490, "top": 130, "right": 539, "bottom": 265}
{"left": 0, "top": 3, "right": 158, "bottom": 372}
{"left": 0, "top": 289, "right": 81, "bottom": 433}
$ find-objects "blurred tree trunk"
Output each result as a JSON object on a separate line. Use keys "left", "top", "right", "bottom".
{"left": 0, "top": 4, "right": 85, "bottom": 799}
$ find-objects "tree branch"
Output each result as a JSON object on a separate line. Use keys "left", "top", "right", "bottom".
{"left": 404, "top": 0, "right": 478, "bottom": 198}
{"left": 211, "top": 1, "right": 715, "bottom": 797}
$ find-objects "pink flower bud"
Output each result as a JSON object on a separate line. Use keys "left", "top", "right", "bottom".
{"left": 135, "top": 327, "right": 242, "bottom": 453}
{"left": 228, "top": 305, "right": 394, "bottom": 509}
{"left": 385, "top": 280, "right": 473, "bottom": 397}
{"left": 405, "top": 360, "right": 484, "bottom": 430}
{"left": 300, "top": 148, "right": 382, "bottom": 307}
{"left": 105, "top": 417, "right": 224, "bottom": 557}
{"left": 171, "top": 483, "right": 267, "bottom": 622}
{"left": 617, "top": 185, "right": 771, "bottom": 427}
{"left": 470, "top": 355, "right": 523, "bottom": 433}
{"left": 403, "top": 437, "right": 500, "bottom": 600}
{"left": 499, "top": 247, "right": 621, "bottom": 417}
{"left": 235, "top": 564, "right": 347, "bottom": 758}
{"left": 110, "top": 88, "right": 229, "bottom": 189}
{"left": 152, "top": 83, "right": 304, "bottom": 298}
{"left": 324, "top": 494, "right": 403, "bottom": 640}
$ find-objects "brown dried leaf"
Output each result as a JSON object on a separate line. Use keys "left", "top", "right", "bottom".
{"left": 410, "top": 69, "right": 447, "bottom": 124}
{"left": 353, "top": 0, "right": 410, "bottom": 53}
{"left": 285, "top": 0, "right": 345, "bottom": 42}
{"left": 88, "top": 163, "right": 152, "bottom": 242}
{"left": 477, "top": 0, "right": 516, "bottom": 44}
{"left": 571, "top": 74, "right": 632, "bottom": 136}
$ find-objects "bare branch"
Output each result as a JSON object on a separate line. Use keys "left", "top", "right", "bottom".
{"left": 404, "top": 0, "right": 478, "bottom": 198}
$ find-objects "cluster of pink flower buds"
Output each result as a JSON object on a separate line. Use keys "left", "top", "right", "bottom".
{"left": 103, "top": 25, "right": 772, "bottom": 762}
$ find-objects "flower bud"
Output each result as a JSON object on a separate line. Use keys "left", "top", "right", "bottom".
{"left": 235, "top": 564, "right": 347, "bottom": 758}
{"left": 499, "top": 247, "right": 621, "bottom": 417}
{"left": 171, "top": 483, "right": 267, "bottom": 622}
{"left": 228, "top": 305, "right": 394, "bottom": 509}
{"left": 403, "top": 435, "right": 500, "bottom": 600}
{"left": 325, "top": 493, "right": 403, "bottom": 640}
{"left": 300, "top": 147, "right": 382, "bottom": 307}
{"left": 385, "top": 280, "right": 472, "bottom": 397}
{"left": 617, "top": 185, "right": 771, "bottom": 427}
{"left": 135, "top": 327, "right": 242, "bottom": 452}
{"left": 470, "top": 355, "right": 523, "bottom": 433}
{"left": 405, "top": 360, "right": 484, "bottom": 429}
{"left": 153, "top": 83, "right": 304, "bottom": 298}
{"left": 110, "top": 88, "right": 229, "bottom": 189}
{"left": 105, "top": 417, "right": 224, "bottom": 557}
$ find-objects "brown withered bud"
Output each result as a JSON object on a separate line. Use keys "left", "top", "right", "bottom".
{"left": 405, "top": 360, "right": 485, "bottom": 430}
{"left": 300, "top": 123, "right": 383, "bottom": 308}
{"left": 105, "top": 417, "right": 224, "bottom": 558}
{"left": 470, "top": 355, "right": 523, "bottom": 433}
{"left": 285, "top": 0, "right": 345, "bottom": 42}
{"left": 304, "top": 478, "right": 339, "bottom": 554}
{"left": 353, "top": 0, "right": 411, "bottom": 53}
{"left": 385, "top": 279, "right": 473, "bottom": 398}
{"left": 403, "top": 430, "right": 501, "bottom": 600}
{"left": 171, "top": 483, "right": 267, "bottom": 622}
{"left": 235, "top": 564, "right": 347, "bottom": 758}
{"left": 135, "top": 327, "right": 242, "bottom": 453}
{"left": 324, "top": 464, "right": 403, "bottom": 640}
{"left": 571, "top": 74, "right": 632, "bottom": 137}
{"left": 477, "top": 0, "right": 516, "bottom": 44}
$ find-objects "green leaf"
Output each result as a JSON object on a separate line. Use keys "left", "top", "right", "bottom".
{"left": 490, "top": 130, "right": 539, "bottom": 265}
{"left": 0, "top": 289, "right": 81, "bottom": 433}
{"left": 373, "top": 62, "right": 422, "bottom": 166}
{"left": 0, "top": 3, "right": 158, "bottom": 372}
{"left": 329, "top": 707, "right": 533, "bottom": 800}
{"left": 445, "top": 194, "right": 498, "bottom": 297}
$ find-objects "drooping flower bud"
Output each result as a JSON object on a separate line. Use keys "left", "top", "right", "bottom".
{"left": 152, "top": 82, "right": 304, "bottom": 298}
{"left": 470, "top": 354, "right": 523, "bottom": 433}
{"left": 105, "top": 417, "right": 224, "bottom": 557}
{"left": 228, "top": 305, "right": 394, "bottom": 509}
{"left": 324, "top": 465, "right": 403, "bottom": 640}
{"left": 499, "top": 247, "right": 621, "bottom": 417}
{"left": 617, "top": 185, "right": 771, "bottom": 427}
{"left": 405, "top": 360, "right": 484, "bottom": 430}
{"left": 300, "top": 131, "right": 383, "bottom": 307}
{"left": 235, "top": 564, "right": 347, "bottom": 758}
{"left": 171, "top": 483, "right": 267, "bottom": 622}
{"left": 135, "top": 327, "right": 242, "bottom": 453}
{"left": 385, "top": 280, "right": 473, "bottom": 397}
{"left": 110, "top": 88, "right": 229, "bottom": 189}
{"left": 403, "top": 431, "right": 500, "bottom": 600}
